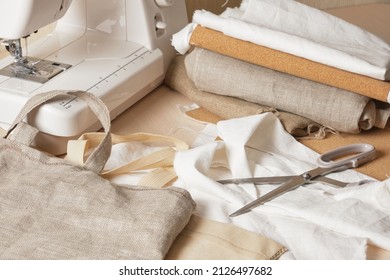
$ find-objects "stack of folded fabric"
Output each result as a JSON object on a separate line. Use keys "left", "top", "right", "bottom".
{"left": 165, "top": 55, "right": 325, "bottom": 138}
{"left": 169, "top": 0, "right": 390, "bottom": 136}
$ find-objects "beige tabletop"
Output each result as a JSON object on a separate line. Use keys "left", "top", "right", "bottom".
{"left": 110, "top": 84, "right": 207, "bottom": 146}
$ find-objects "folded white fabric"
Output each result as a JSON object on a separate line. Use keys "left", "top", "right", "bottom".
{"left": 172, "top": 0, "right": 390, "bottom": 80}
{"left": 173, "top": 113, "right": 390, "bottom": 259}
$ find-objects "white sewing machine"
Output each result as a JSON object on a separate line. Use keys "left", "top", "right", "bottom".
{"left": 0, "top": 0, "right": 187, "bottom": 154}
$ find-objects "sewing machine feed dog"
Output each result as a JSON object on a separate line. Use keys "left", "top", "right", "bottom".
{"left": 0, "top": 0, "right": 187, "bottom": 154}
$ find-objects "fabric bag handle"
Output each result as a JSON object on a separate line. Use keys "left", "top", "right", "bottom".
{"left": 5, "top": 90, "right": 112, "bottom": 173}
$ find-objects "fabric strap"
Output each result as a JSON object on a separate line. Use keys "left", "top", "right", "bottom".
{"left": 66, "top": 132, "right": 189, "bottom": 188}
{"left": 5, "top": 90, "right": 112, "bottom": 173}
{"left": 2, "top": 89, "right": 186, "bottom": 185}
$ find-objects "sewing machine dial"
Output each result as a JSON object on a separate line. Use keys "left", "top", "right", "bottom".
{"left": 155, "top": 0, "right": 174, "bottom": 7}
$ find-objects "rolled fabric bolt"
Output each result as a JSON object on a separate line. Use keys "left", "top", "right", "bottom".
{"left": 185, "top": 48, "right": 378, "bottom": 133}
{"left": 165, "top": 55, "right": 325, "bottom": 138}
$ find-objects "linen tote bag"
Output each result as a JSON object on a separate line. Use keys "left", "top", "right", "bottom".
{"left": 0, "top": 90, "right": 195, "bottom": 260}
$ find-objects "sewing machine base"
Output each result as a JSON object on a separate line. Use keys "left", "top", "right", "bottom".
{"left": 31, "top": 77, "right": 162, "bottom": 155}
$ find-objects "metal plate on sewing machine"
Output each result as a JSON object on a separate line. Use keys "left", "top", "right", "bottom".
{"left": 0, "top": 57, "right": 71, "bottom": 83}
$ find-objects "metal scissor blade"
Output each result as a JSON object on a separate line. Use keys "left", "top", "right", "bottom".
{"left": 316, "top": 177, "right": 348, "bottom": 188}
{"left": 229, "top": 176, "right": 306, "bottom": 217}
{"left": 218, "top": 176, "right": 348, "bottom": 188}
{"left": 217, "top": 176, "right": 294, "bottom": 185}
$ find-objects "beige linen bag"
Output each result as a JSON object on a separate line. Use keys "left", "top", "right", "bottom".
{"left": 0, "top": 90, "right": 195, "bottom": 260}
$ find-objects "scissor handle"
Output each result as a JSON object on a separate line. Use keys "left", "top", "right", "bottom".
{"left": 317, "top": 143, "right": 376, "bottom": 170}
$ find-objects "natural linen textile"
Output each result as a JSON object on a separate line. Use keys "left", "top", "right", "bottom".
{"left": 185, "top": 47, "right": 384, "bottom": 134}
{"left": 166, "top": 215, "right": 287, "bottom": 260}
{"left": 172, "top": 0, "right": 390, "bottom": 80}
{"left": 189, "top": 26, "right": 390, "bottom": 103}
{"left": 165, "top": 55, "right": 324, "bottom": 138}
{"left": 173, "top": 113, "right": 390, "bottom": 259}
{"left": 0, "top": 90, "right": 195, "bottom": 260}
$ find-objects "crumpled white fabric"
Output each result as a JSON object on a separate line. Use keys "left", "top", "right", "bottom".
{"left": 171, "top": 23, "right": 198, "bottom": 56}
{"left": 103, "top": 142, "right": 164, "bottom": 186}
{"left": 172, "top": 0, "right": 390, "bottom": 80}
{"left": 173, "top": 113, "right": 390, "bottom": 259}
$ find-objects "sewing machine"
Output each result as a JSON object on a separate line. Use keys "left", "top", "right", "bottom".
{"left": 0, "top": 0, "right": 187, "bottom": 154}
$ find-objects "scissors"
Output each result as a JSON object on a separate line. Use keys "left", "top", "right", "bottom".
{"left": 218, "top": 143, "right": 376, "bottom": 217}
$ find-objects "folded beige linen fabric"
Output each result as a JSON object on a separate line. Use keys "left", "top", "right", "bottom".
{"left": 185, "top": 47, "right": 387, "bottom": 134}
{"left": 166, "top": 215, "right": 287, "bottom": 260}
{"left": 165, "top": 55, "right": 325, "bottom": 138}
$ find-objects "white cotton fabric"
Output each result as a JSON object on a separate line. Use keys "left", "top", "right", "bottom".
{"left": 172, "top": 0, "right": 390, "bottom": 80}
{"left": 171, "top": 23, "right": 198, "bottom": 55}
{"left": 173, "top": 113, "right": 390, "bottom": 259}
{"left": 171, "top": 23, "right": 195, "bottom": 55}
